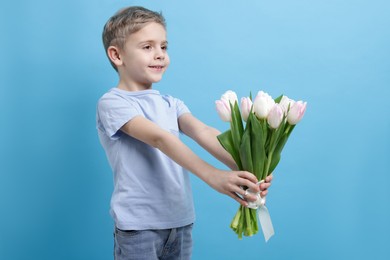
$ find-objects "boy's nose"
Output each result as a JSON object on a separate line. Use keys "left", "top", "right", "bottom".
{"left": 154, "top": 49, "right": 165, "bottom": 60}
{"left": 155, "top": 54, "right": 165, "bottom": 60}
{"left": 156, "top": 54, "right": 164, "bottom": 60}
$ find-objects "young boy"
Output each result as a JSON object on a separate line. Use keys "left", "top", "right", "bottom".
{"left": 97, "top": 6, "right": 272, "bottom": 260}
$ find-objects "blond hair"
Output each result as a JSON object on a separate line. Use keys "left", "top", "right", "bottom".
{"left": 102, "top": 6, "right": 166, "bottom": 71}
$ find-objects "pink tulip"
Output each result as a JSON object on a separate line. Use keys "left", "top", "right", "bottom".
{"left": 253, "top": 91, "right": 275, "bottom": 119}
{"left": 279, "top": 95, "right": 295, "bottom": 115}
{"left": 267, "top": 104, "right": 284, "bottom": 129}
{"left": 240, "top": 97, "right": 253, "bottom": 122}
{"left": 215, "top": 90, "right": 238, "bottom": 122}
{"left": 216, "top": 100, "right": 231, "bottom": 122}
{"left": 287, "top": 101, "right": 307, "bottom": 125}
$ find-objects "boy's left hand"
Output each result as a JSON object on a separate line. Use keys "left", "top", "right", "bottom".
{"left": 259, "top": 175, "right": 273, "bottom": 198}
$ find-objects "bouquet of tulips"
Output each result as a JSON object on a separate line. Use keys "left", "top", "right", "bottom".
{"left": 215, "top": 90, "right": 307, "bottom": 241}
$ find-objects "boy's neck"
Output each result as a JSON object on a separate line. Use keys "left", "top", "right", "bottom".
{"left": 117, "top": 80, "right": 152, "bottom": 92}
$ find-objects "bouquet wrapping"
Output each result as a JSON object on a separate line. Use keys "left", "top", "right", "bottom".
{"left": 215, "top": 90, "right": 307, "bottom": 241}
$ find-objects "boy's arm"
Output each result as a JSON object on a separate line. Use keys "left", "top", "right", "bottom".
{"left": 178, "top": 113, "right": 272, "bottom": 196}
{"left": 120, "top": 115, "right": 260, "bottom": 206}
{"left": 178, "top": 113, "right": 237, "bottom": 170}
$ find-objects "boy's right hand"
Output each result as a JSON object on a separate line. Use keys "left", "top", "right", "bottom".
{"left": 207, "top": 170, "right": 260, "bottom": 207}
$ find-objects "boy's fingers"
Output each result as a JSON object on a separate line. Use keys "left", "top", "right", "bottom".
{"left": 231, "top": 186, "right": 257, "bottom": 202}
{"left": 237, "top": 171, "right": 259, "bottom": 189}
{"left": 238, "top": 171, "right": 258, "bottom": 183}
{"left": 265, "top": 174, "right": 273, "bottom": 183}
{"left": 229, "top": 192, "right": 248, "bottom": 207}
{"left": 236, "top": 178, "right": 259, "bottom": 192}
{"left": 240, "top": 190, "right": 258, "bottom": 202}
{"left": 260, "top": 182, "right": 271, "bottom": 191}
{"left": 259, "top": 174, "right": 273, "bottom": 191}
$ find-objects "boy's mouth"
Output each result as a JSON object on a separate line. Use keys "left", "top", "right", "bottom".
{"left": 149, "top": 65, "right": 165, "bottom": 71}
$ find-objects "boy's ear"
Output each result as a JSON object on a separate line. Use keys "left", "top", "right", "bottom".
{"left": 107, "top": 46, "right": 123, "bottom": 67}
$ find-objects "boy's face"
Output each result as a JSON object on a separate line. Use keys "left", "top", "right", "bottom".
{"left": 116, "top": 22, "right": 169, "bottom": 90}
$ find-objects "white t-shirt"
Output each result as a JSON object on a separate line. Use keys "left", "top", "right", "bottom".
{"left": 96, "top": 88, "right": 195, "bottom": 230}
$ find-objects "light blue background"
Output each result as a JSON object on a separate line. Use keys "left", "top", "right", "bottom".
{"left": 1, "top": 0, "right": 389, "bottom": 259}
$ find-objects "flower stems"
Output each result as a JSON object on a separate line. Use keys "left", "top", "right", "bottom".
{"left": 230, "top": 206, "right": 258, "bottom": 238}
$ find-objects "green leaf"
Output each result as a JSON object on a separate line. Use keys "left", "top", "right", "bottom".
{"left": 239, "top": 120, "right": 253, "bottom": 173}
{"left": 268, "top": 132, "right": 287, "bottom": 174}
{"left": 268, "top": 152, "right": 281, "bottom": 175}
{"left": 217, "top": 130, "right": 242, "bottom": 169}
{"left": 268, "top": 121, "right": 296, "bottom": 175}
{"left": 263, "top": 118, "right": 285, "bottom": 178}
{"left": 249, "top": 114, "right": 266, "bottom": 180}
{"left": 263, "top": 121, "right": 270, "bottom": 152}
{"left": 230, "top": 101, "right": 244, "bottom": 153}
{"left": 285, "top": 123, "right": 296, "bottom": 138}
{"left": 274, "top": 94, "right": 283, "bottom": 103}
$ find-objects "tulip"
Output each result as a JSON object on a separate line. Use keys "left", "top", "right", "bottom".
{"left": 215, "top": 90, "right": 238, "bottom": 122}
{"left": 267, "top": 104, "right": 284, "bottom": 129}
{"left": 216, "top": 89, "right": 307, "bottom": 240}
{"left": 279, "top": 95, "right": 295, "bottom": 115}
{"left": 240, "top": 97, "right": 253, "bottom": 122}
{"left": 287, "top": 101, "right": 307, "bottom": 125}
{"left": 215, "top": 100, "right": 231, "bottom": 122}
{"left": 222, "top": 90, "right": 238, "bottom": 105}
{"left": 253, "top": 91, "right": 275, "bottom": 119}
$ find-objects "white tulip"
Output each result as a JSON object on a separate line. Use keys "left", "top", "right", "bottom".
{"left": 253, "top": 91, "right": 275, "bottom": 119}
{"left": 221, "top": 90, "right": 238, "bottom": 106}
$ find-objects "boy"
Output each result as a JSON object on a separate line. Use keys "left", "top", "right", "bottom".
{"left": 97, "top": 6, "right": 272, "bottom": 260}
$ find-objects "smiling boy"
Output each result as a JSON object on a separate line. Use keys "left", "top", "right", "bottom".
{"left": 97, "top": 6, "right": 272, "bottom": 260}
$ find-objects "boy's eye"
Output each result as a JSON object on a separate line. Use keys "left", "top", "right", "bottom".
{"left": 161, "top": 45, "right": 168, "bottom": 50}
{"left": 143, "top": 45, "right": 152, "bottom": 50}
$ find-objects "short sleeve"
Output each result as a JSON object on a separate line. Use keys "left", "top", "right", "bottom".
{"left": 97, "top": 93, "right": 140, "bottom": 139}
{"left": 175, "top": 98, "right": 191, "bottom": 118}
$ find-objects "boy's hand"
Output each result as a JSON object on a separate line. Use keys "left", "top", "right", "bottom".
{"left": 207, "top": 170, "right": 260, "bottom": 206}
{"left": 208, "top": 171, "right": 273, "bottom": 207}
{"left": 260, "top": 174, "right": 273, "bottom": 198}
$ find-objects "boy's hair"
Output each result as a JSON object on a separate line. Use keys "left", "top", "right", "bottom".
{"left": 102, "top": 6, "right": 166, "bottom": 71}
